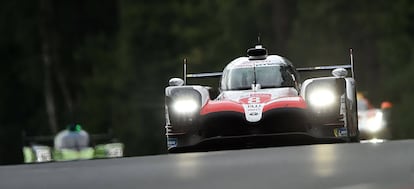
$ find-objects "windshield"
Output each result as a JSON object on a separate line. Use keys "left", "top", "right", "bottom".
{"left": 221, "top": 65, "right": 295, "bottom": 90}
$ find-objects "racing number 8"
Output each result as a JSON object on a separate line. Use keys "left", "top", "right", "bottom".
{"left": 248, "top": 97, "right": 261, "bottom": 103}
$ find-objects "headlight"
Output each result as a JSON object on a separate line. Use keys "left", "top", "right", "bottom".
{"left": 366, "top": 111, "right": 384, "bottom": 133}
{"left": 172, "top": 99, "right": 199, "bottom": 114}
{"left": 308, "top": 89, "right": 336, "bottom": 107}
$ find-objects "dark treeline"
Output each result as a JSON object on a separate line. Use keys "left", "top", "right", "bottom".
{"left": 1, "top": 0, "right": 414, "bottom": 164}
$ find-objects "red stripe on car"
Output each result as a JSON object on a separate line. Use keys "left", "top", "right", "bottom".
{"left": 200, "top": 101, "right": 244, "bottom": 115}
{"left": 263, "top": 97, "right": 307, "bottom": 112}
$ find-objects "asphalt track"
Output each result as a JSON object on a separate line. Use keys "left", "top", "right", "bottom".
{"left": 1, "top": 140, "right": 414, "bottom": 189}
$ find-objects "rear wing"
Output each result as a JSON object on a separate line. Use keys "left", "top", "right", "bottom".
{"left": 182, "top": 49, "right": 355, "bottom": 83}
{"left": 296, "top": 49, "right": 355, "bottom": 79}
{"left": 183, "top": 59, "right": 222, "bottom": 84}
{"left": 297, "top": 64, "right": 354, "bottom": 79}
{"left": 186, "top": 72, "right": 222, "bottom": 78}
{"left": 296, "top": 64, "right": 351, "bottom": 72}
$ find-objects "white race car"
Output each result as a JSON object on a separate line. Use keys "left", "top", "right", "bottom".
{"left": 165, "top": 45, "right": 359, "bottom": 152}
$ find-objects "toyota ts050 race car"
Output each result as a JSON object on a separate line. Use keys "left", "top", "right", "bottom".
{"left": 164, "top": 45, "right": 359, "bottom": 152}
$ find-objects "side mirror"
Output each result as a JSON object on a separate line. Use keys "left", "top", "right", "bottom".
{"left": 169, "top": 78, "right": 184, "bottom": 86}
{"left": 332, "top": 68, "right": 348, "bottom": 78}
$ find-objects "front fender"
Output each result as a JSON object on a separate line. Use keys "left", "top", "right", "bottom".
{"left": 165, "top": 85, "right": 210, "bottom": 133}
{"left": 301, "top": 77, "right": 346, "bottom": 124}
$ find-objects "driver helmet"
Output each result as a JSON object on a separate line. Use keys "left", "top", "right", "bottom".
{"left": 67, "top": 123, "right": 82, "bottom": 132}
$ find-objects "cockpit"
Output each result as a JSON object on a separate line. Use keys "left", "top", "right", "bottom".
{"left": 220, "top": 64, "right": 296, "bottom": 91}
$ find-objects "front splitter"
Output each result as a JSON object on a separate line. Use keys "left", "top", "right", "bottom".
{"left": 168, "top": 132, "right": 348, "bottom": 153}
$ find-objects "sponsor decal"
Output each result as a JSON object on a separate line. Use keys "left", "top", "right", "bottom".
{"left": 35, "top": 149, "right": 52, "bottom": 162}
{"left": 167, "top": 138, "right": 178, "bottom": 148}
{"left": 107, "top": 146, "right": 123, "bottom": 157}
{"left": 249, "top": 112, "right": 259, "bottom": 116}
{"left": 334, "top": 128, "right": 348, "bottom": 137}
{"left": 239, "top": 94, "right": 271, "bottom": 104}
{"left": 232, "top": 60, "right": 279, "bottom": 69}
{"left": 243, "top": 103, "right": 264, "bottom": 123}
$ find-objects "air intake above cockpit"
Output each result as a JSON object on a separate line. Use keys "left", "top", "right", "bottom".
{"left": 247, "top": 45, "right": 268, "bottom": 60}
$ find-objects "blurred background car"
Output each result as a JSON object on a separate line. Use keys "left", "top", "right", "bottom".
{"left": 22, "top": 125, "right": 124, "bottom": 163}
{"left": 357, "top": 92, "right": 392, "bottom": 140}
